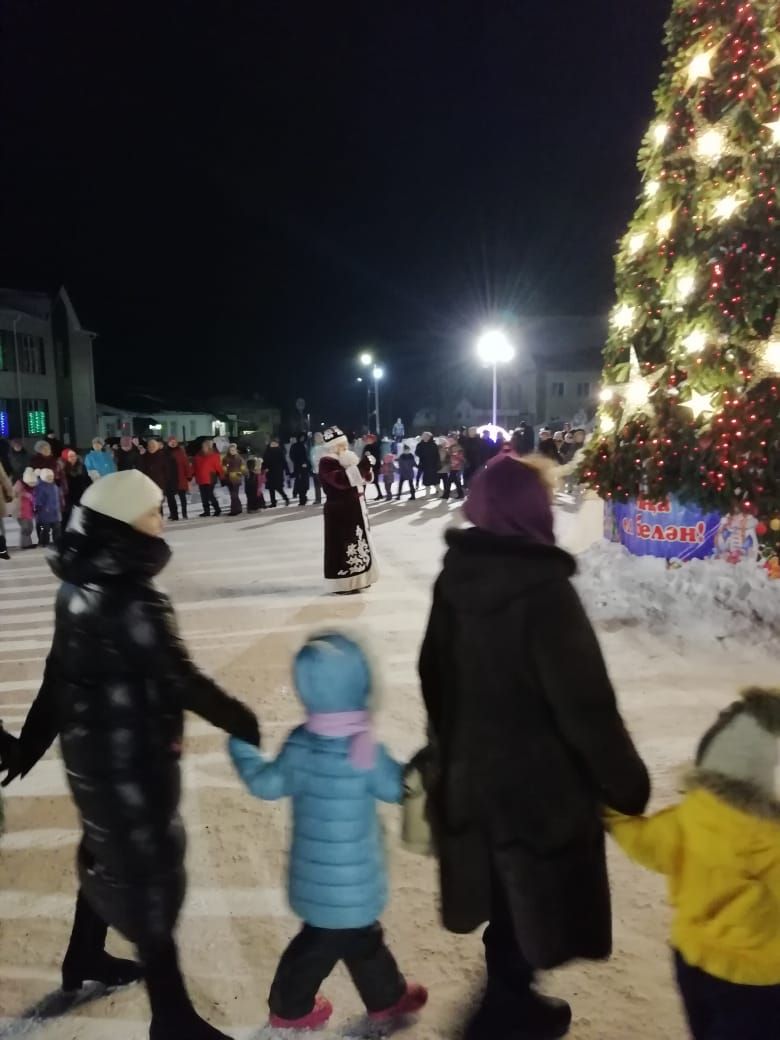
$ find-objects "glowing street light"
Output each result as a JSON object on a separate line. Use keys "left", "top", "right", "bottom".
{"left": 358, "top": 351, "right": 384, "bottom": 434}
{"left": 476, "top": 328, "right": 515, "bottom": 427}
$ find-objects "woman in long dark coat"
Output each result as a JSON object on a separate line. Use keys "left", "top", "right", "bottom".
{"left": 418, "top": 449, "right": 649, "bottom": 1040}
{"left": 262, "top": 438, "right": 291, "bottom": 507}
{"left": 0, "top": 470, "right": 259, "bottom": 1040}
{"left": 60, "top": 449, "right": 92, "bottom": 528}
{"left": 415, "top": 432, "right": 440, "bottom": 494}
{"left": 318, "top": 426, "right": 377, "bottom": 593}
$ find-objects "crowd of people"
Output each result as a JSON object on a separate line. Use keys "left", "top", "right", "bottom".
{"left": 0, "top": 422, "right": 590, "bottom": 561}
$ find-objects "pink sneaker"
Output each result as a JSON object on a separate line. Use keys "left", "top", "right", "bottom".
{"left": 269, "top": 995, "right": 333, "bottom": 1030}
{"left": 369, "top": 983, "right": 428, "bottom": 1022}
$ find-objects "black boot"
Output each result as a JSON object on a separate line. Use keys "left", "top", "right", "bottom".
{"left": 465, "top": 990, "right": 572, "bottom": 1040}
{"left": 0, "top": 535, "right": 9, "bottom": 561}
{"left": 144, "top": 939, "right": 234, "bottom": 1040}
{"left": 61, "top": 891, "right": 144, "bottom": 992}
{"left": 149, "top": 1014, "right": 234, "bottom": 1040}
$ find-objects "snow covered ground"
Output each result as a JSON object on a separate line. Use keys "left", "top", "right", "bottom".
{"left": 1, "top": 489, "right": 779, "bottom": 1039}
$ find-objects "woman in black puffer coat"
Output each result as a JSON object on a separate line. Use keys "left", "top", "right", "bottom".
{"left": 418, "top": 452, "right": 649, "bottom": 1040}
{"left": 0, "top": 470, "right": 259, "bottom": 1040}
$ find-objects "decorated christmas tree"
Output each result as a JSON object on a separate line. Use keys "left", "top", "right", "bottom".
{"left": 583, "top": 0, "right": 780, "bottom": 561}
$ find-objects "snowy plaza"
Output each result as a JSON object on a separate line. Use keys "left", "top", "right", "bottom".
{"left": 1, "top": 494, "right": 779, "bottom": 1040}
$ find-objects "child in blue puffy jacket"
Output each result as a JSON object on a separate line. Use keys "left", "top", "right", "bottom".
{"left": 229, "top": 632, "right": 427, "bottom": 1031}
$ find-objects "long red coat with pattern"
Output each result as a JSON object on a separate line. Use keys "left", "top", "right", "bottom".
{"left": 319, "top": 454, "right": 376, "bottom": 590}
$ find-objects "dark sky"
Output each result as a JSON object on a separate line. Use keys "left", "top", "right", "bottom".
{"left": 1, "top": 0, "right": 670, "bottom": 425}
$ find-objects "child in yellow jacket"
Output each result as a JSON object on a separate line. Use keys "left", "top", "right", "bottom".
{"left": 606, "top": 687, "right": 780, "bottom": 1040}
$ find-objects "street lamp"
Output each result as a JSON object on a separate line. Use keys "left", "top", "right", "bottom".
{"left": 358, "top": 351, "right": 384, "bottom": 435}
{"left": 372, "top": 366, "right": 384, "bottom": 437}
{"left": 476, "top": 329, "right": 515, "bottom": 427}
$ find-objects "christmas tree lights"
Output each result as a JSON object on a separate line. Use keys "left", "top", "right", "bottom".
{"left": 583, "top": 0, "right": 780, "bottom": 563}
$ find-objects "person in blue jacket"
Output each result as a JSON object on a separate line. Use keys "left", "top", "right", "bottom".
{"left": 84, "top": 437, "right": 117, "bottom": 481}
{"left": 229, "top": 632, "right": 427, "bottom": 1032}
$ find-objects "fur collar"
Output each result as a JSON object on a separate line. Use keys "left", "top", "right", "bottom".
{"left": 741, "top": 688, "right": 780, "bottom": 734}
{"left": 686, "top": 768, "right": 780, "bottom": 822}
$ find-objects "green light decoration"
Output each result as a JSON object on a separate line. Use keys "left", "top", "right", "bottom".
{"left": 27, "top": 411, "right": 47, "bottom": 436}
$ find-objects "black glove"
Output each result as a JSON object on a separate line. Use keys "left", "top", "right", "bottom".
{"left": 0, "top": 723, "right": 23, "bottom": 787}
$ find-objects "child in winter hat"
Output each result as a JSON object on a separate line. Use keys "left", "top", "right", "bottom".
{"left": 229, "top": 632, "right": 427, "bottom": 1031}
{"left": 606, "top": 688, "right": 780, "bottom": 1039}
{"left": 15, "top": 468, "right": 38, "bottom": 549}
{"left": 34, "top": 467, "right": 63, "bottom": 546}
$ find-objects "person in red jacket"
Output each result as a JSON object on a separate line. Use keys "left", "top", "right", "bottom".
{"left": 192, "top": 440, "right": 223, "bottom": 517}
{"left": 167, "top": 438, "right": 193, "bottom": 521}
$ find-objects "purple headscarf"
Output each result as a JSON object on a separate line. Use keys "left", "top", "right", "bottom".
{"left": 463, "top": 455, "right": 556, "bottom": 544}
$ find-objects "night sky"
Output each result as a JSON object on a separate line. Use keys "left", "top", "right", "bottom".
{"left": 1, "top": 1, "right": 670, "bottom": 426}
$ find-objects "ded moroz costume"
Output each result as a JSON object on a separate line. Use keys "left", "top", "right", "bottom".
{"left": 318, "top": 427, "right": 378, "bottom": 593}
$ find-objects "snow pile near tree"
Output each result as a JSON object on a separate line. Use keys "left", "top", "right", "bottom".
{"left": 575, "top": 540, "right": 780, "bottom": 647}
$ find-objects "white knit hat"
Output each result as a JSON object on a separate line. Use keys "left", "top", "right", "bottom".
{"left": 81, "top": 470, "right": 163, "bottom": 525}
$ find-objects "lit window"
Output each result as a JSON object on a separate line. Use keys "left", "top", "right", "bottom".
{"left": 24, "top": 399, "right": 49, "bottom": 436}
{"left": 27, "top": 411, "right": 47, "bottom": 435}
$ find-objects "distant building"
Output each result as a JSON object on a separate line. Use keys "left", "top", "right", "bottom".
{"left": 96, "top": 393, "right": 281, "bottom": 453}
{"left": 0, "top": 287, "right": 97, "bottom": 447}
{"left": 415, "top": 315, "right": 605, "bottom": 432}
{"left": 205, "top": 397, "right": 280, "bottom": 443}
{"left": 97, "top": 403, "right": 221, "bottom": 443}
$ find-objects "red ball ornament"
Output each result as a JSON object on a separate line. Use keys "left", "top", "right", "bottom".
{"left": 756, "top": 522, "right": 768, "bottom": 536}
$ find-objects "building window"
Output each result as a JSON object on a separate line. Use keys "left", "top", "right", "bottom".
{"left": 0, "top": 400, "right": 8, "bottom": 438}
{"left": 0, "top": 330, "right": 15, "bottom": 372}
{"left": 551, "top": 382, "right": 565, "bottom": 398}
{"left": 24, "top": 399, "right": 49, "bottom": 436}
{"left": 20, "top": 335, "right": 46, "bottom": 375}
{"left": 577, "top": 382, "right": 591, "bottom": 398}
{"left": 190, "top": 420, "right": 197, "bottom": 438}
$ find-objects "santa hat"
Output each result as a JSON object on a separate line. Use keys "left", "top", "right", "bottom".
{"left": 81, "top": 470, "right": 163, "bottom": 526}
{"left": 322, "top": 426, "right": 348, "bottom": 450}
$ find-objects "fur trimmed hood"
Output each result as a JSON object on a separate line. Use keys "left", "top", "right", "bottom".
{"left": 686, "top": 687, "right": 780, "bottom": 820}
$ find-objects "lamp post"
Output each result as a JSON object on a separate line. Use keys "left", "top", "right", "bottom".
{"left": 372, "top": 366, "right": 384, "bottom": 437}
{"left": 476, "top": 329, "right": 515, "bottom": 427}
{"left": 358, "top": 351, "right": 384, "bottom": 435}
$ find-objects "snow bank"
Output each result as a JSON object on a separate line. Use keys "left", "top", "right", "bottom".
{"left": 575, "top": 540, "right": 780, "bottom": 647}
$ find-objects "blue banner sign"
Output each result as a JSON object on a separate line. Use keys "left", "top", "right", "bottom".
{"left": 604, "top": 496, "right": 722, "bottom": 561}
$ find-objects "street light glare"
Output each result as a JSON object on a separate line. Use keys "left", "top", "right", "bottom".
{"left": 359, "top": 352, "right": 373, "bottom": 366}
{"left": 372, "top": 366, "right": 384, "bottom": 380}
{"left": 476, "top": 329, "right": 515, "bottom": 365}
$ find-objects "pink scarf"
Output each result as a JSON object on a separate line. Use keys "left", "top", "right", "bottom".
{"left": 305, "top": 710, "right": 376, "bottom": 770}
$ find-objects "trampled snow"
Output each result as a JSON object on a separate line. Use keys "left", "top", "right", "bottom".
{"left": 0, "top": 490, "right": 778, "bottom": 1039}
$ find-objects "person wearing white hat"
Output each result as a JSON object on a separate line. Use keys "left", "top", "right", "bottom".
{"left": 318, "top": 427, "right": 378, "bottom": 593}
{"left": 0, "top": 470, "right": 259, "bottom": 1039}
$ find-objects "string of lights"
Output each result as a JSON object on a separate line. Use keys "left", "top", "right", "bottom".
{"left": 583, "top": 0, "right": 780, "bottom": 556}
